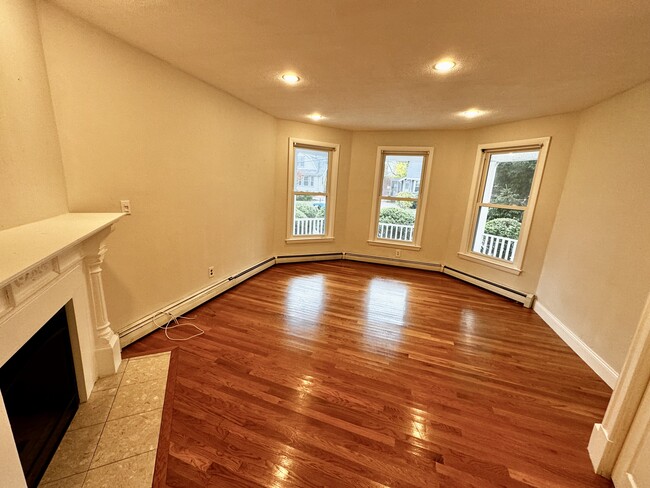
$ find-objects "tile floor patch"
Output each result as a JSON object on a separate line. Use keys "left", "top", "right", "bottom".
{"left": 83, "top": 450, "right": 157, "bottom": 488}
{"left": 37, "top": 352, "right": 169, "bottom": 488}
{"left": 108, "top": 379, "right": 165, "bottom": 420}
{"left": 68, "top": 388, "right": 117, "bottom": 431}
{"left": 93, "top": 359, "right": 128, "bottom": 392}
{"left": 40, "top": 424, "right": 103, "bottom": 483}
{"left": 122, "top": 354, "right": 170, "bottom": 386}
{"left": 39, "top": 472, "right": 86, "bottom": 488}
{"left": 90, "top": 409, "right": 162, "bottom": 469}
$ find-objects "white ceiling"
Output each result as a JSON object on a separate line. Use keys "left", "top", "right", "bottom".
{"left": 47, "top": 0, "right": 650, "bottom": 130}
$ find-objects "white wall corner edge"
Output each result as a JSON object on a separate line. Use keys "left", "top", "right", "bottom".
{"left": 533, "top": 301, "right": 619, "bottom": 388}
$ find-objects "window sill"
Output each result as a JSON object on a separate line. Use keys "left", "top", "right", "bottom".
{"left": 457, "top": 252, "right": 522, "bottom": 275}
{"left": 285, "top": 237, "right": 335, "bottom": 244}
{"left": 367, "top": 240, "right": 421, "bottom": 251}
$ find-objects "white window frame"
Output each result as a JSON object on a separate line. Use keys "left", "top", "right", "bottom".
{"left": 458, "top": 137, "right": 551, "bottom": 274}
{"left": 286, "top": 138, "right": 339, "bottom": 243}
{"left": 368, "top": 146, "right": 434, "bottom": 250}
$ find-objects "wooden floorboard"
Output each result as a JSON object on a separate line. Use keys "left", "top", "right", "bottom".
{"left": 124, "top": 261, "right": 613, "bottom": 487}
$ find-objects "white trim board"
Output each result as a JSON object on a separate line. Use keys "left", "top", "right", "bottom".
{"left": 534, "top": 301, "right": 618, "bottom": 388}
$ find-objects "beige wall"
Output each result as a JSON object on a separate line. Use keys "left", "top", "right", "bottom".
{"left": 344, "top": 114, "right": 578, "bottom": 293}
{"left": 273, "top": 120, "right": 352, "bottom": 256}
{"left": 0, "top": 0, "right": 68, "bottom": 230}
{"left": 537, "top": 82, "right": 650, "bottom": 372}
{"left": 37, "top": 2, "right": 277, "bottom": 331}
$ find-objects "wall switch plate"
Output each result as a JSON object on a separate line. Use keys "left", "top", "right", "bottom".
{"left": 208, "top": 266, "right": 215, "bottom": 278}
{"left": 120, "top": 200, "right": 131, "bottom": 214}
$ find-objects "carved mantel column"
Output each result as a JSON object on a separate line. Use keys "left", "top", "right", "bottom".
{"left": 82, "top": 225, "right": 122, "bottom": 377}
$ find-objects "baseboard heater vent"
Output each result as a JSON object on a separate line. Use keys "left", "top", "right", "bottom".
{"left": 229, "top": 257, "right": 275, "bottom": 280}
{"left": 275, "top": 253, "right": 344, "bottom": 264}
{"left": 118, "top": 256, "right": 276, "bottom": 346}
{"left": 344, "top": 253, "right": 443, "bottom": 272}
{"left": 442, "top": 266, "right": 535, "bottom": 308}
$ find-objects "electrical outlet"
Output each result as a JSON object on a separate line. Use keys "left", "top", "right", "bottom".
{"left": 395, "top": 250, "right": 402, "bottom": 258}
{"left": 120, "top": 200, "right": 131, "bottom": 214}
{"left": 208, "top": 266, "right": 214, "bottom": 278}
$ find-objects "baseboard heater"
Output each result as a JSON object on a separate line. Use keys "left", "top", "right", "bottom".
{"left": 442, "top": 266, "right": 535, "bottom": 308}
{"left": 118, "top": 256, "right": 276, "bottom": 346}
{"left": 275, "top": 252, "right": 344, "bottom": 264}
{"left": 343, "top": 252, "right": 443, "bottom": 272}
{"left": 229, "top": 257, "right": 276, "bottom": 280}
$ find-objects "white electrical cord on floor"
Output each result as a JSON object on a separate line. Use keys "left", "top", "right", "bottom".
{"left": 152, "top": 311, "right": 204, "bottom": 341}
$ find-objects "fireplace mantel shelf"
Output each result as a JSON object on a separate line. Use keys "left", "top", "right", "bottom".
{"left": 0, "top": 213, "right": 124, "bottom": 289}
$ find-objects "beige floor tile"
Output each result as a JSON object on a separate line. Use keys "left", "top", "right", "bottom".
{"left": 121, "top": 354, "right": 170, "bottom": 386}
{"left": 40, "top": 424, "right": 103, "bottom": 483}
{"left": 90, "top": 409, "right": 162, "bottom": 469}
{"left": 93, "top": 360, "right": 127, "bottom": 392}
{"left": 108, "top": 379, "right": 165, "bottom": 421}
{"left": 93, "top": 374, "right": 122, "bottom": 392}
{"left": 69, "top": 389, "right": 117, "bottom": 431}
{"left": 38, "top": 472, "right": 86, "bottom": 488}
{"left": 82, "top": 451, "right": 156, "bottom": 488}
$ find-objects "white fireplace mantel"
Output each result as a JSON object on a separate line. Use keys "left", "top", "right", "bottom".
{"left": 0, "top": 212, "right": 124, "bottom": 488}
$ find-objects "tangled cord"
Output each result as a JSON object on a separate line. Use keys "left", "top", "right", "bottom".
{"left": 152, "top": 311, "right": 204, "bottom": 341}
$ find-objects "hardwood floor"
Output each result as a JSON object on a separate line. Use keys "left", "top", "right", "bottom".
{"left": 124, "top": 261, "right": 613, "bottom": 487}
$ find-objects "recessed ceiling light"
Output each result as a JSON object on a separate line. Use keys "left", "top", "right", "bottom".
{"left": 308, "top": 113, "right": 324, "bottom": 121}
{"left": 459, "top": 109, "right": 486, "bottom": 119}
{"left": 281, "top": 73, "right": 301, "bottom": 84}
{"left": 433, "top": 60, "right": 457, "bottom": 73}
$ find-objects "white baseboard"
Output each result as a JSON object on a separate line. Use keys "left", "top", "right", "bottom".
{"left": 534, "top": 301, "right": 618, "bottom": 388}
{"left": 343, "top": 252, "right": 443, "bottom": 272}
{"left": 118, "top": 257, "right": 275, "bottom": 347}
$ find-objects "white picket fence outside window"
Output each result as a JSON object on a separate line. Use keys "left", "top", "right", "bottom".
{"left": 377, "top": 223, "right": 414, "bottom": 242}
{"left": 294, "top": 218, "right": 326, "bottom": 236}
{"left": 475, "top": 233, "right": 518, "bottom": 261}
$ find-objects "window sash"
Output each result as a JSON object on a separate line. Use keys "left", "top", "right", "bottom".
{"left": 369, "top": 146, "right": 434, "bottom": 248}
{"left": 287, "top": 138, "right": 339, "bottom": 241}
{"left": 376, "top": 154, "right": 423, "bottom": 243}
{"left": 459, "top": 137, "right": 551, "bottom": 273}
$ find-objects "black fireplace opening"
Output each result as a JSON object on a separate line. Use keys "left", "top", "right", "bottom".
{"left": 0, "top": 305, "right": 80, "bottom": 488}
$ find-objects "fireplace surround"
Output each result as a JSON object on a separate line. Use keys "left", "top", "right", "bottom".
{"left": 0, "top": 213, "right": 124, "bottom": 488}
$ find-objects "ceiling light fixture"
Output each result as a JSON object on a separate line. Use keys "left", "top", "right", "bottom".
{"left": 281, "top": 73, "right": 301, "bottom": 84}
{"left": 308, "top": 113, "right": 324, "bottom": 121}
{"left": 433, "top": 60, "right": 457, "bottom": 73}
{"left": 459, "top": 108, "right": 485, "bottom": 119}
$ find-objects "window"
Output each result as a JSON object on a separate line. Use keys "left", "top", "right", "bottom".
{"left": 287, "top": 138, "right": 339, "bottom": 242}
{"left": 459, "top": 137, "right": 551, "bottom": 274}
{"left": 368, "top": 146, "right": 434, "bottom": 249}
